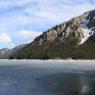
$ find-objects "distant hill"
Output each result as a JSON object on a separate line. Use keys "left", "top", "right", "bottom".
{"left": 10, "top": 9, "right": 95, "bottom": 59}
{"left": 0, "top": 44, "right": 27, "bottom": 59}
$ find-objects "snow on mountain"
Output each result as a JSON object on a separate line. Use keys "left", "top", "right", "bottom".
{"left": 80, "top": 19, "right": 95, "bottom": 44}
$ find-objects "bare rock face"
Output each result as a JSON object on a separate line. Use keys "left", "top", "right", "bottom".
{"left": 9, "top": 9, "right": 95, "bottom": 59}
{"left": 33, "top": 10, "right": 95, "bottom": 46}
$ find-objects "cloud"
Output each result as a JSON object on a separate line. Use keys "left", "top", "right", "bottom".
{"left": 17, "top": 30, "right": 42, "bottom": 43}
{"left": 0, "top": 32, "right": 16, "bottom": 49}
{"left": 0, "top": 0, "right": 95, "bottom": 48}
{"left": 0, "top": 1, "right": 94, "bottom": 33}
{"left": 32, "top": 3, "right": 95, "bottom": 23}
{"left": 0, "top": 0, "right": 95, "bottom": 28}
{"left": 9, "top": 43, "right": 17, "bottom": 49}
{"left": 0, "top": 32, "right": 12, "bottom": 44}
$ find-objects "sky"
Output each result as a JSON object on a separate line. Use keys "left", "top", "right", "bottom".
{"left": 0, "top": 0, "right": 95, "bottom": 49}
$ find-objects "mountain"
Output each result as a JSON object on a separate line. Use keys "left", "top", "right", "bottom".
{"left": 0, "top": 48, "right": 11, "bottom": 58}
{"left": 10, "top": 9, "right": 95, "bottom": 59}
{"left": 0, "top": 44, "right": 27, "bottom": 59}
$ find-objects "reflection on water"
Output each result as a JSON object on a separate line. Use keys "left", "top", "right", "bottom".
{"left": 0, "top": 60, "right": 95, "bottom": 95}
{"left": 39, "top": 73, "right": 82, "bottom": 95}
{"left": 39, "top": 72, "right": 95, "bottom": 95}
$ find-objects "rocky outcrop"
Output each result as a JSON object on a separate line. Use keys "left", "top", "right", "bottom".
{"left": 33, "top": 10, "right": 95, "bottom": 46}
{"left": 9, "top": 9, "right": 95, "bottom": 59}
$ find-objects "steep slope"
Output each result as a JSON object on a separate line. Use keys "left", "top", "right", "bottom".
{"left": 10, "top": 9, "right": 95, "bottom": 59}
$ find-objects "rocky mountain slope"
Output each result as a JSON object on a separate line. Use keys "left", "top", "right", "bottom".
{"left": 10, "top": 9, "right": 95, "bottom": 59}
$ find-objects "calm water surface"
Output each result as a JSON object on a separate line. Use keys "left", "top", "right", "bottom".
{"left": 0, "top": 60, "right": 95, "bottom": 95}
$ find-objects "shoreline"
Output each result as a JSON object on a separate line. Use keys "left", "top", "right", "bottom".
{"left": 0, "top": 58, "right": 95, "bottom": 61}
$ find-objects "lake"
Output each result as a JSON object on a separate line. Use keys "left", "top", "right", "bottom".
{"left": 0, "top": 60, "right": 95, "bottom": 95}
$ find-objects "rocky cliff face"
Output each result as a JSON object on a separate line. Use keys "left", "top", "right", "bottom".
{"left": 33, "top": 10, "right": 95, "bottom": 46}
{"left": 10, "top": 9, "right": 95, "bottom": 59}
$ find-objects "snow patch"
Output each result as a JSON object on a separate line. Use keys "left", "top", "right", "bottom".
{"left": 79, "top": 28, "right": 94, "bottom": 45}
{"left": 79, "top": 19, "right": 94, "bottom": 45}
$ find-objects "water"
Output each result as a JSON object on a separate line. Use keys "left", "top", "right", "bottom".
{"left": 0, "top": 60, "right": 95, "bottom": 95}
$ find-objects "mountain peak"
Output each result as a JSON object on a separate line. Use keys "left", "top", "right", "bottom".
{"left": 9, "top": 9, "right": 95, "bottom": 59}
{"left": 32, "top": 9, "right": 95, "bottom": 46}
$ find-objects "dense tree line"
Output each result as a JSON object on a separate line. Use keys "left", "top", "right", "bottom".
{"left": 10, "top": 35, "right": 95, "bottom": 59}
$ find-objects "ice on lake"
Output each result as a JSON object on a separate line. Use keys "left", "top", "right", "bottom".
{"left": 0, "top": 60, "right": 95, "bottom": 95}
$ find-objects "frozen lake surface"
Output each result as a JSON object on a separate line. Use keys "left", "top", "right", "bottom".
{"left": 0, "top": 60, "right": 95, "bottom": 95}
